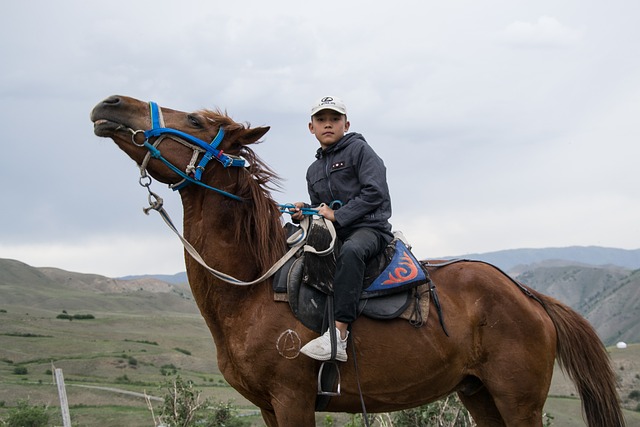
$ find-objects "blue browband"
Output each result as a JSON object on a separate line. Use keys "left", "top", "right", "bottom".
{"left": 140, "top": 102, "right": 246, "bottom": 200}
{"left": 144, "top": 102, "right": 246, "bottom": 171}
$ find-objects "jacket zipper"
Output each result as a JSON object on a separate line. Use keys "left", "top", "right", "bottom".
{"left": 324, "top": 151, "right": 336, "bottom": 202}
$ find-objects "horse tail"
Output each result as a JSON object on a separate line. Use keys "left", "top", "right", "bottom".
{"left": 531, "top": 289, "right": 626, "bottom": 427}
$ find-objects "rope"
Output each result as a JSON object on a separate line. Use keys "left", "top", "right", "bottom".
{"left": 141, "top": 183, "right": 336, "bottom": 286}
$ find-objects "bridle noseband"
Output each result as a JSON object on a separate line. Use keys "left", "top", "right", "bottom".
{"left": 131, "top": 101, "right": 246, "bottom": 201}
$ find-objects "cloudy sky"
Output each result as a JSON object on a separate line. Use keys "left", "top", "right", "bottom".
{"left": 1, "top": 1, "right": 638, "bottom": 277}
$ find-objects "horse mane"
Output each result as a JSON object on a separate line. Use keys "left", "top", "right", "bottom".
{"left": 196, "top": 109, "right": 285, "bottom": 275}
{"left": 235, "top": 145, "right": 286, "bottom": 274}
{"left": 202, "top": 111, "right": 286, "bottom": 275}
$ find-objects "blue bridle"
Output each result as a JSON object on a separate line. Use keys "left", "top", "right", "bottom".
{"left": 137, "top": 102, "right": 328, "bottom": 215}
{"left": 138, "top": 102, "right": 246, "bottom": 200}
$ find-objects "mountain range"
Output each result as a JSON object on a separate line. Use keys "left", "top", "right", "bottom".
{"left": 120, "top": 245, "right": 640, "bottom": 281}
{"left": 450, "top": 245, "right": 640, "bottom": 271}
{"left": 2, "top": 245, "right": 639, "bottom": 346}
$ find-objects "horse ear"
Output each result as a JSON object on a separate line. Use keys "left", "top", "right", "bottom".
{"left": 241, "top": 126, "right": 270, "bottom": 146}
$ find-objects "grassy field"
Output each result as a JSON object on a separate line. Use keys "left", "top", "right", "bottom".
{"left": 2, "top": 300, "right": 640, "bottom": 426}
{"left": 0, "top": 303, "right": 261, "bottom": 426}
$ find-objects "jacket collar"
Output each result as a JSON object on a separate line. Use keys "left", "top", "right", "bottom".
{"left": 315, "top": 132, "right": 360, "bottom": 159}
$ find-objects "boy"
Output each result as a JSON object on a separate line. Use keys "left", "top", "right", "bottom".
{"left": 292, "top": 96, "right": 393, "bottom": 362}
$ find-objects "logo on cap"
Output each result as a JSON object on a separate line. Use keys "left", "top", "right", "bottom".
{"left": 311, "top": 96, "right": 347, "bottom": 116}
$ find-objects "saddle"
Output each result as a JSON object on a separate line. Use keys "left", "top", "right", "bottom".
{"left": 273, "top": 219, "right": 432, "bottom": 334}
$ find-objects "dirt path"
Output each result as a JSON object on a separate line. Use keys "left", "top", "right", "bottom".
{"left": 69, "top": 383, "right": 163, "bottom": 401}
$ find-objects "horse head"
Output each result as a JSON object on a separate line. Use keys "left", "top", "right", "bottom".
{"left": 90, "top": 95, "right": 270, "bottom": 192}
{"left": 91, "top": 95, "right": 284, "bottom": 275}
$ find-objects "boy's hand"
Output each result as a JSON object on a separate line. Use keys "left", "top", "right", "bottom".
{"left": 290, "top": 202, "right": 305, "bottom": 221}
{"left": 317, "top": 204, "right": 335, "bottom": 222}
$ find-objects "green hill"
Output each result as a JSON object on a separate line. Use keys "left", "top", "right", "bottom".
{"left": 2, "top": 257, "right": 640, "bottom": 426}
{"left": 514, "top": 263, "right": 640, "bottom": 345}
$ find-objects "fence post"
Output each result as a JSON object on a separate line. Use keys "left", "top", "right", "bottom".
{"left": 53, "top": 366, "right": 72, "bottom": 427}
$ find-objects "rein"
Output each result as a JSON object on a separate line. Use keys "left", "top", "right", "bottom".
{"left": 141, "top": 181, "right": 335, "bottom": 286}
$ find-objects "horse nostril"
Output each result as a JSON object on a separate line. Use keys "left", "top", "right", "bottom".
{"left": 103, "top": 95, "right": 121, "bottom": 106}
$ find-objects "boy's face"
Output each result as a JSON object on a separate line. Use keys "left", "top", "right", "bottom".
{"left": 309, "top": 110, "right": 350, "bottom": 149}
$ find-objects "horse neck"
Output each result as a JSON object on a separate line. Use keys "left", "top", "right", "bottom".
{"left": 178, "top": 182, "right": 283, "bottom": 337}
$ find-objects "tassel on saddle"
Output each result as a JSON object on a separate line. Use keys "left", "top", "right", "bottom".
{"left": 303, "top": 219, "right": 338, "bottom": 294}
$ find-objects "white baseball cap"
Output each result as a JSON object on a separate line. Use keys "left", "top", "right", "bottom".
{"left": 310, "top": 96, "right": 347, "bottom": 116}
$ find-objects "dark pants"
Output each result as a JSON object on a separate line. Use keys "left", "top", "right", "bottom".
{"left": 334, "top": 227, "right": 391, "bottom": 324}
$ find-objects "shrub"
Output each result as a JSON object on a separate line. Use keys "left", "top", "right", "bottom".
{"left": 116, "top": 374, "right": 130, "bottom": 383}
{"left": 73, "top": 314, "right": 95, "bottom": 320}
{"left": 2, "top": 399, "right": 49, "bottom": 427}
{"left": 629, "top": 390, "right": 640, "bottom": 400}
{"left": 3, "top": 332, "right": 50, "bottom": 338}
{"left": 124, "top": 339, "right": 158, "bottom": 346}
{"left": 12, "top": 366, "right": 28, "bottom": 375}
{"left": 56, "top": 312, "right": 95, "bottom": 320}
{"left": 153, "top": 376, "right": 249, "bottom": 427}
{"left": 160, "top": 364, "right": 178, "bottom": 376}
{"left": 174, "top": 347, "right": 192, "bottom": 356}
{"left": 392, "top": 394, "right": 474, "bottom": 426}
{"left": 204, "top": 401, "right": 250, "bottom": 427}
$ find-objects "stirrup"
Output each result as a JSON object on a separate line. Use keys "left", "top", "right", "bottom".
{"left": 317, "top": 361, "right": 341, "bottom": 396}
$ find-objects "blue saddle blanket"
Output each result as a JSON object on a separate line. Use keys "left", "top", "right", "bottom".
{"left": 361, "top": 238, "right": 427, "bottom": 297}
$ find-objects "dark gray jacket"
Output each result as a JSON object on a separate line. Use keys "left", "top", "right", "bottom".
{"left": 306, "top": 132, "right": 392, "bottom": 238}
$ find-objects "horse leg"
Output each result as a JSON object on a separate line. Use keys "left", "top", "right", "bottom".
{"left": 260, "top": 407, "right": 316, "bottom": 427}
{"left": 457, "top": 388, "right": 506, "bottom": 427}
{"left": 472, "top": 368, "right": 548, "bottom": 427}
{"left": 261, "top": 399, "right": 316, "bottom": 427}
{"left": 260, "top": 408, "right": 279, "bottom": 426}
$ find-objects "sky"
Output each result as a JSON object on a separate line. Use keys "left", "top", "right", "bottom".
{"left": 1, "top": 1, "right": 639, "bottom": 277}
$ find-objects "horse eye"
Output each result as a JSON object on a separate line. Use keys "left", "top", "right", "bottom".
{"left": 187, "top": 115, "right": 202, "bottom": 128}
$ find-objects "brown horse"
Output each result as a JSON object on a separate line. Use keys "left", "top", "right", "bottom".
{"left": 90, "top": 95, "right": 625, "bottom": 427}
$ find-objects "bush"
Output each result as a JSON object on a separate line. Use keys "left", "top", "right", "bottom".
{"left": 392, "top": 395, "right": 474, "bottom": 427}
{"left": 2, "top": 399, "right": 49, "bottom": 427}
{"left": 56, "top": 312, "right": 95, "bottom": 320}
{"left": 153, "top": 376, "right": 249, "bottom": 427}
{"left": 12, "top": 366, "right": 28, "bottom": 375}
{"left": 73, "top": 313, "right": 95, "bottom": 320}
{"left": 116, "top": 374, "right": 130, "bottom": 383}
{"left": 630, "top": 390, "right": 640, "bottom": 400}
{"left": 160, "top": 364, "right": 178, "bottom": 376}
{"left": 204, "top": 401, "right": 250, "bottom": 427}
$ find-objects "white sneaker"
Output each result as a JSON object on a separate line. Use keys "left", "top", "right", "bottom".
{"left": 300, "top": 328, "right": 348, "bottom": 362}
